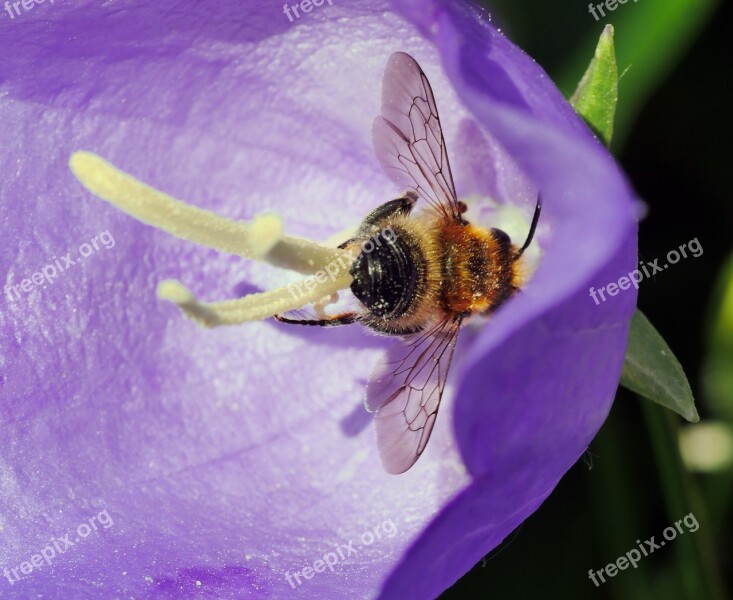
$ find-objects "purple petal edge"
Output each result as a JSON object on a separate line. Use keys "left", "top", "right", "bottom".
{"left": 0, "top": 1, "right": 638, "bottom": 599}
{"left": 379, "top": 1, "right": 637, "bottom": 598}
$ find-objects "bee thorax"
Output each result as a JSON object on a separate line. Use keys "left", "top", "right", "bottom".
{"left": 349, "top": 229, "right": 421, "bottom": 319}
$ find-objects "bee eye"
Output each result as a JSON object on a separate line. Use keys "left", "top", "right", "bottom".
{"left": 490, "top": 228, "right": 512, "bottom": 252}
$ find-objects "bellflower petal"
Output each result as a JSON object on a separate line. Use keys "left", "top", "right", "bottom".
{"left": 0, "top": 1, "right": 636, "bottom": 599}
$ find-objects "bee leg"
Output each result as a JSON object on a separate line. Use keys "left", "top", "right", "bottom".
{"left": 338, "top": 194, "right": 417, "bottom": 250}
{"left": 358, "top": 194, "right": 417, "bottom": 231}
{"left": 273, "top": 313, "right": 358, "bottom": 327}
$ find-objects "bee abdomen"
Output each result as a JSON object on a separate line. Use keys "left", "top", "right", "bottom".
{"left": 439, "top": 224, "right": 515, "bottom": 315}
{"left": 349, "top": 230, "right": 421, "bottom": 319}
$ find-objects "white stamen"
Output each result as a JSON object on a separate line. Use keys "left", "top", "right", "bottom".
{"left": 69, "top": 151, "right": 345, "bottom": 275}
{"left": 69, "top": 151, "right": 358, "bottom": 326}
{"left": 157, "top": 268, "right": 352, "bottom": 327}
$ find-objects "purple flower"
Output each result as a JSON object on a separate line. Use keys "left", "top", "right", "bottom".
{"left": 0, "top": 0, "right": 637, "bottom": 598}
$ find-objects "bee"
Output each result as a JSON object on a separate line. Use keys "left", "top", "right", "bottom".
{"left": 276, "top": 52, "right": 541, "bottom": 474}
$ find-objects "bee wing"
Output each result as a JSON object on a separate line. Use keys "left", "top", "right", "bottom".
{"left": 372, "top": 52, "right": 462, "bottom": 223}
{"left": 365, "top": 316, "right": 463, "bottom": 474}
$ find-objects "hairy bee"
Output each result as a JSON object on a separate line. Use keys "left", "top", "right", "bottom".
{"left": 277, "top": 52, "right": 541, "bottom": 474}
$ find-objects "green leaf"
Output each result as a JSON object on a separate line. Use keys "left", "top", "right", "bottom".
{"left": 570, "top": 24, "right": 618, "bottom": 147}
{"left": 569, "top": 25, "right": 697, "bottom": 422}
{"left": 558, "top": 0, "right": 719, "bottom": 149}
{"left": 621, "top": 310, "right": 699, "bottom": 422}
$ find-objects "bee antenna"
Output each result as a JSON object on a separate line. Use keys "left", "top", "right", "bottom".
{"left": 514, "top": 194, "right": 542, "bottom": 261}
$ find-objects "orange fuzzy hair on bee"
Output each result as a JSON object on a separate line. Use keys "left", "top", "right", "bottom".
{"left": 346, "top": 209, "right": 524, "bottom": 336}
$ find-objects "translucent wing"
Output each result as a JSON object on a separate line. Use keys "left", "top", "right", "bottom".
{"left": 366, "top": 316, "right": 463, "bottom": 474}
{"left": 372, "top": 51, "right": 462, "bottom": 223}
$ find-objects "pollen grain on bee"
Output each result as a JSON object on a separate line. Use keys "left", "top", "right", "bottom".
{"left": 286, "top": 226, "right": 397, "bottom": 302}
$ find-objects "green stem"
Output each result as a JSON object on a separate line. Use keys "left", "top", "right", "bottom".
{"left": 589, "top": 402, "right": 650, "bottom": 600}
{"left": 641, "top": 401, "right": 727, "bottom": 600}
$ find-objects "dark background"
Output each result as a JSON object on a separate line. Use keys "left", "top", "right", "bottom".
{"left": 443, "top": 0, "right": 732, "bottom": 598}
